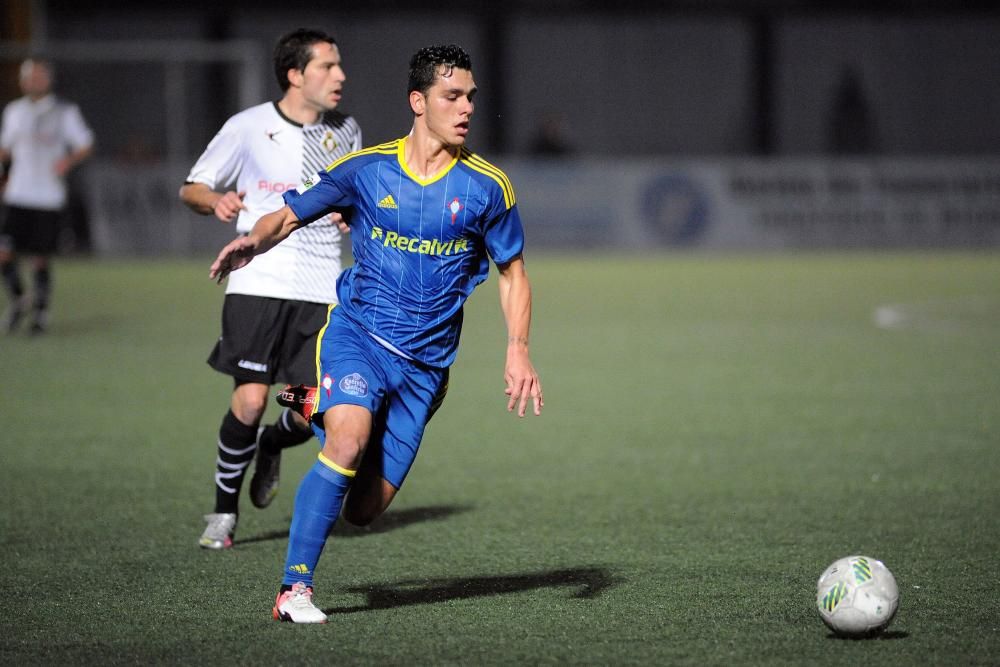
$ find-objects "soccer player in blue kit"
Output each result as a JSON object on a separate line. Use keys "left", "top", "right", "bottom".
{"left": 210, "top": 44, "right": 544, "bottom": 623}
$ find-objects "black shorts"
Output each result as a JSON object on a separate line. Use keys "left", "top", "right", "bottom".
{"left": 207, "top": 293, "right": 331, "bottom": 386}
{"left": 0, "top": 205, "right": 62, "bottom": 254}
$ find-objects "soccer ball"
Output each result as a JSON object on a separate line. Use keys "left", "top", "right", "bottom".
{"left": 816, "top": 555, "right": 899, "bottom": 637}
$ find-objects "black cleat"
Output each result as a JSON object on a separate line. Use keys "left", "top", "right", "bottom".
{"left": 249, "top": 427, "right": 281, "bottom": 509}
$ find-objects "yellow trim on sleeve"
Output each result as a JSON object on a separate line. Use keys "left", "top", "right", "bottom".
{"left": 318, "top": 452, "right": 357, "bottom": 478}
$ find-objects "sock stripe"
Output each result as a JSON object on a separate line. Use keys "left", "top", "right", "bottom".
{"left": 279, "top": 408, "right": 294, "bottom": 432}
{"left": 214, "top": 410, "right": 259, "bottom": 514}
{"left": 215, "top": 460, "right": 250, "bottom": 474}
{"left": 318, "top": 452, "right": 356, "bottom": 478}
{"left": 214, "top": 473, "right": 238, "bottom": 494}
{"left": 217, "top": 439, "right": 257, "bottom": 457}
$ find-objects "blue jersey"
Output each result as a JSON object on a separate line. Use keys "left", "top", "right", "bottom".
{"left": 283, "top": 138, "right": 525, "bottom": 368}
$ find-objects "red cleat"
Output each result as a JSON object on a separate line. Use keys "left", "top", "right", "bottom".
{"left": 275, "top": 384, "right": 318, "bottom": 420}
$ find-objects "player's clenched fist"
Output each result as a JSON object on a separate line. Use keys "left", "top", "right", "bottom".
{"left": 213, "top": 190, "right": 247, "bottom": 222}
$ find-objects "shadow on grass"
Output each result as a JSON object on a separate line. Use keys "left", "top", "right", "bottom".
{"left": 325, "top": 566, "right": 622, "bottom": 614}
{"left": 235, "top": 504, "right": 472, "bottom": 546}
{"left": 333, "top": 505, "right": 473, "bottom": 538}
{"left": 826, "top": 630, "right": 909, "bottom": 640}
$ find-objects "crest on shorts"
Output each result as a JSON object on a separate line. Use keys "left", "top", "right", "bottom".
{"left": 339, "top": 373, "right": 369, "bottom": 397}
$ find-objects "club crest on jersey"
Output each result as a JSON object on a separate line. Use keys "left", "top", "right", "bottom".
{"left": 339, "top": 373, "right": 369, "bottom": 398}
{"left": 322, "top": 373, "right": 334, "bottom": 397}
{"left": 321, "top": 130, "right": 338, "bottom": 152}
{"left": 448, "top": 197, "right": 464, "bottom": 224}
{"left": 297, "top": 172, "right": 321, "bottom": 194}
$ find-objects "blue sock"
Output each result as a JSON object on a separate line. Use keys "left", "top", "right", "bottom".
{"left": 282, "top": 453, "right": 355, "bottom": 587}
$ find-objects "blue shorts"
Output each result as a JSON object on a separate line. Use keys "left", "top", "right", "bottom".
{"left": 311, "top": 306, "right": 449, "bottom": 489}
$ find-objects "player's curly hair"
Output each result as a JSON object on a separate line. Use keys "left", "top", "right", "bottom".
{"left": 273, "top": 28, "right": 337, "bottom": 92}
{"left": 408, "top": 45, "right": 472, "bottom": 95}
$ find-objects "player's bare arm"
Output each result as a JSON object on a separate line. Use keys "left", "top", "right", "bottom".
{"left": 209, "top": 205, "right": 302, "bottom": 282}
{"left": 179, "top": 182, "right": 247, "bottom": 222}
{"left": 498, "top": 255, "right": 543, "bottom": 417}
{"left": 53, "top": 144, "right": 92, "bottom": 177}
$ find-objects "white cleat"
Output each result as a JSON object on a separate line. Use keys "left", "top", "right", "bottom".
{"left": 273, "top": 582, "right": 327, "bottom": 624}
{"left": 199, "top": 512, "right": 237, "bottom": 550}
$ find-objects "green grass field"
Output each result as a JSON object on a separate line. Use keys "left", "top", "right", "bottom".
{"left": 1, "top": 252, "right": 998, "bottom": 665}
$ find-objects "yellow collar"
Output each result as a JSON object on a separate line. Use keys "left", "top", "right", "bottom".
{"left": 397, "top": 138, "right": 458, "bottom": 186}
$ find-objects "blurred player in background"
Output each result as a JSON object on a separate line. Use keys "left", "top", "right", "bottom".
{"left": 1, "top": 57, "right": 93, "bottom": 335}
{"left": 210, "top": 44, "right": 544, "bottom": 622}
{"left": 180, "top": 29, "right": 361, "bottom": 550}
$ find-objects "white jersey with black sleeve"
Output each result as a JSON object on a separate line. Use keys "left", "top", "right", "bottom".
{"left": 185, "top": 101, "right": 361, "bottom": 304}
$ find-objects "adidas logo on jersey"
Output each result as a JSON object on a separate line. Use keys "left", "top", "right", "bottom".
{"left": 377, "top": 194, "right": 398, "bottom": 209}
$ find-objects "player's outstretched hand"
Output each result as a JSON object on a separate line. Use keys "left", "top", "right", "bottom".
{"left": 505, "top": 353, "right": 544, "bottom": 418}
{"left": 209, "top": 236, "right": 257, "bottom": 283}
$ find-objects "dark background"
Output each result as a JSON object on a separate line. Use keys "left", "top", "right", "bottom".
{"left": 3, "top": 0, "right": 999, "bottom": 162}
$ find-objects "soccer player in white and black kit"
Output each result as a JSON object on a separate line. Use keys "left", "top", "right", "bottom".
{"left": 1, "top": 58, "right": 94, "bottom": 334}
{"left": 180, "top": 29, "right": 361, "bottom": 549}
